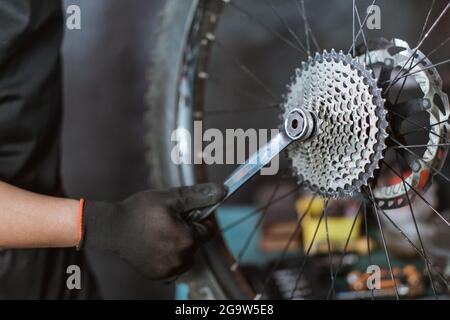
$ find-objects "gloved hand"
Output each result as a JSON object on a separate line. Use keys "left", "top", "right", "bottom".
{"left": 78, "top": 183, "right": 225, "bottom": 280}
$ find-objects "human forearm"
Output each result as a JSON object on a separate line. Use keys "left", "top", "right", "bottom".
{"left": 0, "top": 181, "right": 79, "bottom": 248}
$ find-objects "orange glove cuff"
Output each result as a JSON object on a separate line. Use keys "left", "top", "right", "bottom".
{"left": 77, "top": 198, "right": 85, "bottom": 250}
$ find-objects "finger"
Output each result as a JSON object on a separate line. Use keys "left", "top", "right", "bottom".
{"left": 168, "top": 183, "right": 226, "bottom": 213}
{"left": 190, "top": 220, "right": 216, "bottom": 242}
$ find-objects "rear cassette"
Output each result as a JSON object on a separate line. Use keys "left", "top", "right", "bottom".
{"left": 283, "top": 50, "right": 388, "bottom": 198}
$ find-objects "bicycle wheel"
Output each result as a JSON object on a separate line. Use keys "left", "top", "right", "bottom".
{"left": 146, "top": 0, "right": 450, "bottom": 299}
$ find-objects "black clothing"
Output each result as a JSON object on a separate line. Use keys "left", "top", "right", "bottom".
{"left": 0, "top": 0, "right": 98, "bottom": 299}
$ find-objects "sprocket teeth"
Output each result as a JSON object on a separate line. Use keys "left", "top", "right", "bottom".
{"left": 282, "top": 50, "right": 388, "bottom": 199}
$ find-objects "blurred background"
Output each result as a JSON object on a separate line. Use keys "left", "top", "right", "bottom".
{"left": 61, "top": 0, "right": 450, "bottom": 299}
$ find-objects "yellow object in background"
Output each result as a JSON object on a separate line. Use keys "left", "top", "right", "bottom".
{"left": 296, "top": 196, "right": 363, "bottom": 254}
{"left": 296, "top": 196, "right": 325, "bottom": 217}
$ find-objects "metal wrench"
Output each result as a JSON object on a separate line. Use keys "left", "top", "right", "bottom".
{"left": 188, "top": 108, "right": 316, "bottom": 222}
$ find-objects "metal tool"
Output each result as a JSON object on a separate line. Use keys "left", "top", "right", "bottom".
{"left": 188, "top": 108, "right": 317, "bottom": 222}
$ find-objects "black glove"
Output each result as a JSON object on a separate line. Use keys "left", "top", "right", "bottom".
{"left": 79, "top": 183, "right": 225, "bottom": 280}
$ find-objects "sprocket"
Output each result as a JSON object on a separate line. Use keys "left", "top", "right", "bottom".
{"left": 282, "top": 50, "right": 388, "bottom": 198}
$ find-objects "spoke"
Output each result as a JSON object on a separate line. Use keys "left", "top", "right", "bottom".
{"left": 220, "top": 184, "right": 300, "bottom": 233}
{"left": 348, "top": 0, "right": 377, "bottom": 55}
{"left": 231, "top": 179, "right": 282, "bottom": 271}
{"left": 256, "top": 194, "right": 318, "bottom": 299}
{"left": 225, "top": 0, "right": 307, "bottom": 55}
{"left": 381, "top": 159, "right": 450, "bottom": 228}
{"left": 207, "top": 76, "right": 277, "bottom": 107}
{"left": 352, "top": 0, "right": 356, "bottom": 57}
{"left": 377, "top": 204, "right": 449, "bottom": 287}
{"left": 263, "top": 0, "right": 308, "bottom": 53}
{"left": 300, "top": 0, "right": 311, "bottom": 56}
{"left": 383, "top": 54, "right": 416, "bottom": 94}
{"left": 398, "top": 120, "right": 449, "bottom": 138}
{"left": 386, "top": 58, "right": 450, "bottom": 87}
{"left": 393, "top": 50, "right": 416, "bottom": 106}
{"left": 415, "top": 1, "right": 450, "bottom": 53}
{"left": 390, "top": 137, "right": 450, "bottom": 183}
{"left": 385, "top": 1, "right": 450, "bottom": 93}
{"left": 289, "top": 201, "right": 328, "bottom": 300}
{"left": 214, "top": 38, "right": 279, "bottom": 101}
{"left": 324, "top": 199, "right": 335, "bottom": 299}
{"left": 395, "top": 153, "right": 438, "bottom": 299}
{"left": 389, "top": 110, "right": 450, "bottom": 144}
{"left": 419, "top": 0, "right": 437, "bottom": 45}
{"left": 425, "top": 36, "right": 450, "bottom": 59}
{"left": 370, "top": 164, "right": 449, "bottom": 286}
{"left": 389, "top": 0, "right": 438, "bottom": 102}
{"left": 392, "top": 143, "right": 450, "bottom": 149}
{"left": 367, "top": 185, "right": 400, "bottom": 300}
{"left": 363, "top": 203, "right": 375, "bottom": 300}
{"left": 326, "top": 200, "right": 363, "bottom": 300}
{"left": 355, "top": 3, "right": 372, "bottom": 65}
{"left": 292, "top": 0, "right": 321, "bottom": 52}
{"left": 401, "top": 36, "right": 450, "bottom": 79}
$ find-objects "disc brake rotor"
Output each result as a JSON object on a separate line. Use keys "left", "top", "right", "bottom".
{"left": 358, "top": 38, "right": 450, "bottom": 209}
